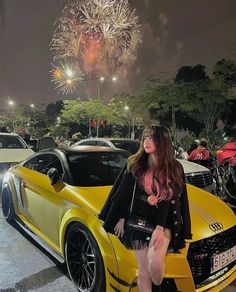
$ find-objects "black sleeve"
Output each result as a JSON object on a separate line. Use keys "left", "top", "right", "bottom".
{"left": 98, "top": 163, "right": 127, "bottom": 221}
{"left": 101, "top": 173, "right": 135, "bottom": 234}
{"left": 155, "top": 199, "right": 171, "bottom": 228}
{"left": 180, "top": 173, "right": 192, "bottom": 239}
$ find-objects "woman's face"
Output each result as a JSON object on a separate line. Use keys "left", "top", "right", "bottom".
{"left": 143, "top": 132, "right": 156, "bottom": 154}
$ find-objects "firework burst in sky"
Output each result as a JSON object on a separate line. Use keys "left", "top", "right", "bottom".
{"left": 51, "top": 62, "right": 85, "bottom": 95}
{"left": 50, "top": 0, "right": 141, "bottom": 94}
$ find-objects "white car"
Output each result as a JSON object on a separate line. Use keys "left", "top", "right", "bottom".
{"left": 0, "top": 132, "right": 35, "bottom": 187}
{"left": 75, "top": 138, "right": 216, "bottom": 193}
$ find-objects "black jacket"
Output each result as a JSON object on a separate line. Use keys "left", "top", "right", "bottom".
{"left": 99, "top": 163, "right": 192, "bottom": 251}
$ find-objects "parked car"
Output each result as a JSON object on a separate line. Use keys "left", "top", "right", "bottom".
{"left": 2, "top": 146, "right": 236, "bottom": 292}
{"left": 0, "top": 132, "right": 34, "bottom": 189}
{"left": 216, "top": 140, "right": 236, "bottom": 204}
{"left": 74, "top": 138, "right": 140, "bottom": 155}
{"left": 217, "top": 140, "right": 236, "bottom": 164}
{"left": 74, "top": 138, "right": 215, "bottom": 193}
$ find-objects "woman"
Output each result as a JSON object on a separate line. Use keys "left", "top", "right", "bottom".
{"left": 99, "top": 124, "right": 192, "bottom": 291}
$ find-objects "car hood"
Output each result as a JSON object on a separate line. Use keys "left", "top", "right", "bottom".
{"left": 177, "top": 159, "right": 209, "bottom": 173}
{"left": 71, "top": 184, "right": 236, "bottom": 242}
{"left": 187, "top": 184, "right": 236, "bottom": 241}
{"left": 0, "top": 149, "right": 34, "bottom": 163}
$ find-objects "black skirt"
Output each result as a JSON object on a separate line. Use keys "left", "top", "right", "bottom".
{"left": 122, "top": 190, "right": 172, "bottom": 250}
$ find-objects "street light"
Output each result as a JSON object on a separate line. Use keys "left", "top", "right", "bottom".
{"left": 97, "top": 76, "right": 117, "bottom": 100}
{"left": 8, "top": 100, "right": 15, "bottom": 131}
{"left": 124, "top": 106, "right": 135, "bottom": 139}
{"left": 124, "top": 106, "right": 131, "bottom": 138}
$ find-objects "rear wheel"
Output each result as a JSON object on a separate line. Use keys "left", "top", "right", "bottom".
{"left": 65, "top": 222, "right": 106, "bottom": 292}
{"left": 1, "top": 185, "right": 15, "bottom": 222}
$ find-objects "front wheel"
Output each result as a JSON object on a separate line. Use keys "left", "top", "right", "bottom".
{"left": 1, "top": 185, "right": 15, "bottom": 222}
{"left": 65, "top": 222, "right": 106, "bottom": 292}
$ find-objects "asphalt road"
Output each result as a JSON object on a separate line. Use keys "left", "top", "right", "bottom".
{"left": 0, "top": 207, "right": 77, "bottom": 291}
{"left": 0, "top": 202, "right": 236, "bottom": 292}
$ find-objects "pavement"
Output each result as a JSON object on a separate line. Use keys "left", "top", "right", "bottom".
{"left": 0, "top": 204, "right": 77, "bottom": 292}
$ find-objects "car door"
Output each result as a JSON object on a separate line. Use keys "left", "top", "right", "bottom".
{"left": 18, "top": 153, "right": 65, "bottom": 247}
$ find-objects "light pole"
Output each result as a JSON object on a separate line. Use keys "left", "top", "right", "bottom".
{"left": 96, "top": 76, "right": 117, "bottom": 137}
{"left": 124, "top": 105, "right": 135, "bottom": 139}
{"left": 8, "top": 100, "right": 15, "bottom": 132}
{"left": 124, "top": 106, "right": 131, "bottom": 139}
{"left": 131, "top": 113, "right": 135, "bottom": 139}
{"left": 97, "top": 76, "right": 105, "bottom": 100}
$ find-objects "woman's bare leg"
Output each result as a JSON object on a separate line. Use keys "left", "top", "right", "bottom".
{"left": 147, "top": 229, "right": 171, "bottom": 285}
{"left": 134, "top": 247, "right": 152, "bottom": 292}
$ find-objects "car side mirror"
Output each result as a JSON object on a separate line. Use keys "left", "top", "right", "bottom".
{"left": 47, "top": 167, "right": 60, "bottom": 185}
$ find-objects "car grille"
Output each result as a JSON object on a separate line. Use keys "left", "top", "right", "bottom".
{"left": 187, "top": 225, "right": 236, "bottom": 288}
{"left": 185, "top": 171, "right": 213, "bottom": 188}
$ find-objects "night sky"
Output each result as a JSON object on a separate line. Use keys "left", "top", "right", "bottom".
{"left": 0, "top": 0, "right": 236, "bottom": 106}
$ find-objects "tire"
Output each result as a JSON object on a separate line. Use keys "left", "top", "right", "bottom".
{"left": 65, "top": 222, "right": 106, "bottom": 292}
{"left": 1, "top": 185, "right": 15, "bottom": 222}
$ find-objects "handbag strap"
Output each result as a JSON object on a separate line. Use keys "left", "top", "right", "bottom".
{"left": 129, "top": 180, "right": 137, "bottom": 214}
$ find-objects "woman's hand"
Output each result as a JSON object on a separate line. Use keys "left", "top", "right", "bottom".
{"left": 114, "top": 218, "right": 125, "bottom": 238}
{"left": 149, "top": 226, "right": 164, "bottom": 250}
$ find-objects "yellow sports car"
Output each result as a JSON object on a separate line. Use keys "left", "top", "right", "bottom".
{"left": 2, "top": 146, "right": 236, "bottom": 292}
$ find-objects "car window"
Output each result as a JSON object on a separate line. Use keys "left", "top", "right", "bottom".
{"left": 24, "top": 157, "right": 37, "bottom": 169}
{"left": 111, "top": 140, "right": 140, "bottom": 154}
{"left": 96, "top": 141, "right": 109, "bottom": 147}
{"left": 68, "top": 151, "right": 128, "bottom": 186}
{"left": 24, "top": 154, "right": 64, "bottom": 177}
{"left": 80, "top": 141, "right": 96, "bottom": 146}
{"left": 0, "top": 135, "right": 28, "bottom": 149}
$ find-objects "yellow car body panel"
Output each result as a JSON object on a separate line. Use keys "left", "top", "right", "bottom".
{"left": 4, "top": 163, "right": 236, "bottom": 292}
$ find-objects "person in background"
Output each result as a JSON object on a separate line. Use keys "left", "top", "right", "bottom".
{"left": 0, "top": 126, "right": 9, "bottom": 133}
{"left": 188, "top": 138, "right": 210, "bottom": 161}
{"left": 187, "top": 140, "right": 199, "bottom": 155}
{"left": 99, "top": 124, "right": 192, "bottom": 292}
{"left": 68, "top": 132, "right": 81, "bottom": 146}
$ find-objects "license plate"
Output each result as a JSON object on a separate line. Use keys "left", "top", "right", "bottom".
{"left": 211, "top": 245, "right": 236, "bottom": 273}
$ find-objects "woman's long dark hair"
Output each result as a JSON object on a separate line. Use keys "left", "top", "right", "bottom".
{"left": 128, "top": 124, "right": 183, "bottom": 198}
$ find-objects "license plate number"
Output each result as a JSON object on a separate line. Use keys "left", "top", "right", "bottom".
{"left": 211, "top": 245, "right": 236, "bottom": 273}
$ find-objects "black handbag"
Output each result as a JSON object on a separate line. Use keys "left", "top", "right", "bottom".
{"left": 126, "top": 181, "right": 156, "bottom": 235}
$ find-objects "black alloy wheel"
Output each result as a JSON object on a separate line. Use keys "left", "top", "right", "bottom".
{"left": 1, "top": 185, "right": 15, "bottom": 222}
{"left": 65, "top": 222, "right": 106, "bottom": 292}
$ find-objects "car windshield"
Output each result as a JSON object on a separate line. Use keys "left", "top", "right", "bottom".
{"left": 68, "top": 151, "right": 129, "bottom": 186}
{"left": 0, "top": 135, "right": 28, "bottom": 149}
{"left": 110, "top": 140, "right": 140, "bottom": 154}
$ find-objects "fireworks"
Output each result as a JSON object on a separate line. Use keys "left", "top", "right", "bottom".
{"left": 51, "top": 62, "right": 85, "bottom": 95}
{"left": 50, "top": 0, "right": 142, "bottom": 94}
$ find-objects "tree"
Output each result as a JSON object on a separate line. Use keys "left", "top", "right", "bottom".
{"left": 184, "top": 79, "right": 228, "bottom": 142}
{"left": 213, "top": 59, "right": 236, "bottom": 88}
{"left": 141, "top": 77, "right": 189, "bottom": 137}
{"left": 213, "top": 59, "right": 236, "bottom": 133}
{"left": 61, "top": 99, "right": 124, "bottom": 137}
{"left": 175, "top": 64, "right": 209, "bottom": 83}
